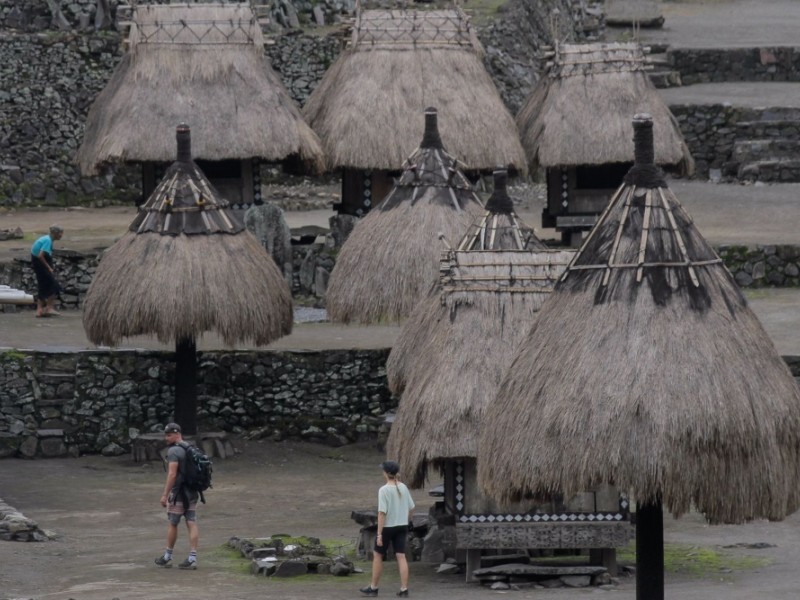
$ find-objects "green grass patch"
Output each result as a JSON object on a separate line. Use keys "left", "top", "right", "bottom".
{"left": 462, "top": 0, "right": 510, "bottom": 26}
{"left": 616, "top": 542, "right": 771, "bottom": 577}
{"left": 2, "top": 350, "right": 28, "bottom": 361}
{"left": 205, "top": 545, "right": 256, "bottom": 577}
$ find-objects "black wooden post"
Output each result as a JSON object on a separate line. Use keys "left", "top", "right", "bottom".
{"left": 636, "top": 499, "right": 664, "bottom": 600}
{"left": 174, "top": 337, "right": 197, "bottom": 435}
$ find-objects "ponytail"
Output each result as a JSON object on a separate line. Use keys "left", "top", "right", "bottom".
{"left": 388, "top": 473, "right": 402, "bottom": 496}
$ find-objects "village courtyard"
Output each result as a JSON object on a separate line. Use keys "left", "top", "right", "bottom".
{"left": 2, "top": 0, "right": 800, "bottom": 599}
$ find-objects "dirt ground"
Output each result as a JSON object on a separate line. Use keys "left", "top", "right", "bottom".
{"left": 1, "top": 439, "right": 800, "bottom": 600}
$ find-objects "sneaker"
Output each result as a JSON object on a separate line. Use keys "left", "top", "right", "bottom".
{"left": 154, "top": 556, "right": 172, "bottom": 568}
{"left": 178, "top": 559, "right": 197, "bottom": 570}
{"left": 396, "top": 590, "right": 409, "bottom": 597}
{"left": 359, "top": 585, "right": 378, "bottom": 596}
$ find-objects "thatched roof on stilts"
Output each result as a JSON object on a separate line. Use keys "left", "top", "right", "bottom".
{"left": 385, "top": 170, "right": 574, "bottom": 487}
{"left": 516, "top": 42, "right": 692, "bottom": 174}
{"left": 77, "top": 3, "right": 324, "bottom": 175}
{"left": 83, "top": 125, "right": 293, "bottom": 346}
{"left": 325, "top": 108, "right": 484, "bottom": 324}
{"left": 303, "top": 8, "right": 526, "bottom": 173}
{"left": 479, "top": 115, "right": 800, "bottom": 524}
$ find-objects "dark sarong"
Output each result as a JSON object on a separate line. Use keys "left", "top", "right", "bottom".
{"left": 31, "top": 254, "right": 60, "bottom": 300}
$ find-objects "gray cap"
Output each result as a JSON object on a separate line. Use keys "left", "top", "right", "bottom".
{"left": 164, "top": 422, "right": 182, "bottom": 434}
{"left": 49, "top": 225, "right": 63, "bottom": 234}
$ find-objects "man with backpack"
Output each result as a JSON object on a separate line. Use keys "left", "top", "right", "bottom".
{"left": 155, "top": 422, "right": 202, "bottom": 570}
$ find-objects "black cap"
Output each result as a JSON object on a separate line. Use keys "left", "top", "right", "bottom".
{"left": 164, "top": 422, "right": 182, "bottom": 434}
{"left": 380, "top": 460, "right": 400, "bottom": 475}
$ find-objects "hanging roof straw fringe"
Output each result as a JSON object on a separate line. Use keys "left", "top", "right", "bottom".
{"left": 303, "top": 9, "right": 526, "bottom": 173}
{"left": 78, "top": 3, "right": 324, "bottom": 174}
{"left": 326, "top": 108, "right": 484, "bottom": 324}
{"left": 83, "top": 125, "right": 293, "bottom": 346}
{"left": 516, "top": 42, "right": 692, "bottom": 174}
{"left": 478, "top": 115, "right": 800, "bottom": 524}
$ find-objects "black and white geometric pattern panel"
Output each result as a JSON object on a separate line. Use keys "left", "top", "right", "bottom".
{"left": 454, "top": 460, "right": 630, "bottom": 524}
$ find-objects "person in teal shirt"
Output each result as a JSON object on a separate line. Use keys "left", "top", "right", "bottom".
{"left": 30, "top": 225, "right": 63, "bottom": 317}
{"left": 361, "top": 460, "right": 415, "bottom": 598}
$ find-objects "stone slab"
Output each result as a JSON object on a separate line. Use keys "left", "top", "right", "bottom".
{"left": 472, "top": 564, "right": 608, "bottom": 578}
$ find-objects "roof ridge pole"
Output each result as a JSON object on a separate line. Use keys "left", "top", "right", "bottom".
{"left": 420, "top": 107, "right": 444, "bottom": 149}
{"left": 176, "top": 123, "right": 192, "bottom": 163}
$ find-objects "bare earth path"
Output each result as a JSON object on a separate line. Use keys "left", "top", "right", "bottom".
{"left": 2, "top": 440, "right": 800, "bottom": 600}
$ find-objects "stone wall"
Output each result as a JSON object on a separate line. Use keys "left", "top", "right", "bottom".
{"left": 669, "top": 47, "right": 800, "bottom": 86}
{"left": 0, "top": 348, "right": 394, "bottom": 458}
{"left": 669, "top": 104, "right": 800, "bottom": 180}
{"left": 3, "top": 240, "right": 798, "bottom": 313}
{"left": 1, "top": 348, "right": 798, "bottom": 459}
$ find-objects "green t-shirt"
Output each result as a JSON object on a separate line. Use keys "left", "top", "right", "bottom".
{"left": 378, "top": 482, "right": 415, "bottom": 528}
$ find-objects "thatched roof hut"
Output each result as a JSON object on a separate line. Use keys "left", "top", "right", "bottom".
{"left": 325, "top": 108, "right": 483, "bottom": 324}
{"left": 386, "top": 169, "right": 574, "bottom": 488}
{"left": 77, "top": 3, "right": 324, "bottom": 177}
{"left": 479, "top": 116, "right": 800, "bottom": 597}
{"left": 517, "top": 42, "right": 692, "bottom": 244}
{"left": 302, "top": 8, "right": 526, "bottom": 174}
{"left": 84, "top": 125, "right": 293, "bottom": 433}
{"left": 517, "top": 42, "right": 690, "bottom": 173}
{"left": 479, "top": 115, "right": 800, "bottom": 597}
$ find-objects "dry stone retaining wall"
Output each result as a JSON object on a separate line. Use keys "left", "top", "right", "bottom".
{"left": 0, "top": 348, "right": 394, "bottom": 458}
{"left": 669, "top": 47, "right": 800, "bottom": 86}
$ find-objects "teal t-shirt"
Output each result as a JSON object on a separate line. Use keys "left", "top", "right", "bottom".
{"left": 378, "top": 482, "right": 415, "bottom": 527}
{"left": 31, "top": 235, "right": 53, "bottom": 257}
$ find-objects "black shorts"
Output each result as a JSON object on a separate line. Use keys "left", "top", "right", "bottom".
{"left": 31, "top": 256, "right": 60, "bottom": 300}
{"left": 374, "top": 525, "right": 408, "bottom": 557}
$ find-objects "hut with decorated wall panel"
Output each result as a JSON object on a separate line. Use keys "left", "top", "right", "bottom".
{"left": 386, "top": 170, "right": 631, "bottom": 578}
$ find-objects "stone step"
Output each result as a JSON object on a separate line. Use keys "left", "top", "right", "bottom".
{"left": 735, "top": 119, "right": 800, "bottom": 138}
{"left": 649, "top": 70, "right": 682, "bottom": 88}
{"left": 738, "top": 159, "right": 800, "bottom": 183}
{"left": 733, "top": 138, "right": 800, "bottom": 163}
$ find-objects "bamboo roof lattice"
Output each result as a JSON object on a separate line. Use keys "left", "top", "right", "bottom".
{"left": 479, "top": 115, "right": 800, "bottom": 525}
{"left": 325, "top": 108, "right": 484, "bottom": 324}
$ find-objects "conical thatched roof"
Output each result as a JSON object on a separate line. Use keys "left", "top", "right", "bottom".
{"left": 83, "top": 125, "right": 293, "bottom": 346}
{"left": 302, "top": 8, "right": 526, "bottom": 173}
{"left": 77, "top": 3, "right": 324, "bottom": 175}
{"left": 516, "top": 42, "right": 692, "bottom": 174}
{"left": 385, "top": 170, "right": 574, "bottom": 488}
{"left": 479, "top": 116, "right": 800, "bottom": 525}
{"left": 326, "top": 108, "right": 483, "bottom": 324}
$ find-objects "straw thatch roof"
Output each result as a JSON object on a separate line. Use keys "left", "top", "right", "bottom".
{"left": 302, "top": 9, "right": 526, "bottom": 173}
{"left": 83, "top": 126, "right": 293, "bottom": 346}
{"left": 516, "top": 42, "right": 692, "bottom": 173}
{"left": 479, "top": 116, "right": 800, "bottom": 525}
{"left": 385, "top": 170, "right": 574, "bottom": 487}
{"left": 325, "top": 108, "right": 483, "bottom": 324}
{"left": 77, "top": 3, "right": 324, "bottom": 175}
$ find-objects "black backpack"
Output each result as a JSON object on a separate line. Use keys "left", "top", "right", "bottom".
{"left": 178, "top": 441, "right": 213, "bottom": 503}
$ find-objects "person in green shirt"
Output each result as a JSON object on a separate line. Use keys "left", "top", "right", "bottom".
{"left": 361, "top": 460, "right": 415, "bottom": 597}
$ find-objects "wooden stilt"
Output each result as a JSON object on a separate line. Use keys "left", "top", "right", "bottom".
{"left": 174, "top": 337, "right": 198, "bottom": 435}
{"left": 636, "top": 499, "right": 664, "bottom": 600}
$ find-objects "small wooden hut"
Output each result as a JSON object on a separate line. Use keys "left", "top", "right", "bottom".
{"left": 83, "top": 125, "right": 293, "bottom": 434}
{"left": 479, "top": 115, "right": 800, "bottom": 600}
{"left": 325, "top": 108, "right": 483, "bottom": 324}
{"left": 77, "top": 2, "right": 324, "bottom": 207}
{"left": 387, "top": 171, "right": 631, "bottom": 578}
{"left": 516, "top": 42, "right": 692, "bottom": 244}
{"left": 303, "top": 8, "right": 526, "bottom": 217}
